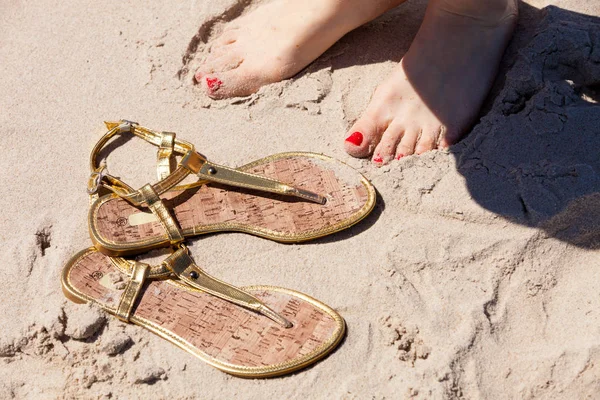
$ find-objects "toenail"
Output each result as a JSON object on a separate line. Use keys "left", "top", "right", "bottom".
{"left": 206, "top": 77, "right": 223, "bottom": 93}
{"left": 345, "top": 131, "right": 363, "bottom": 146}
{"left": 396, "top": 154, "right": 405, "bottom": 160}
{"left": 373, "top": 155, "right": 383, "bottom": 164}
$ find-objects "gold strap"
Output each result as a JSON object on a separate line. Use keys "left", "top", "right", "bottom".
{"left": 156, "top": 132, "right": 175, "bottom": 180}
{"left": 110, "top": 256, "right": 171, "bottom": 278}
{"left": 101, "top": 121, "right": 193, "bottom": 154}
{"left": 107, "top": 247, "right": 291, "bottom": 328}
{"left": 88, "top": 121, "right": 199, "bottom": 200}
{"left": 114, "top": 166, "right": 191, "bottom": 206}
{"left": 181, "top": 155, "right": 327, "bottom": 205}
{"left": 163, "top": 247, "right": 292, "bottom": 328}
{"left": 115, "top": 261, "right": 149, "bottom": 322}
{"left": 88, "top": 120, "right": 325, "bottom": 206}
{"left": 139, "top": 184, "right": 184, "bottom": 245}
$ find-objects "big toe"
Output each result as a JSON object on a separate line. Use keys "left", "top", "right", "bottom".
{"left": 343, "top": 117, "right": 381, "bottom": 159}
{"left": 197, "top": 65, "right": 260, "bottom": 99}
{"left": 194, "top": 53, "right": 242, "bottom": 81}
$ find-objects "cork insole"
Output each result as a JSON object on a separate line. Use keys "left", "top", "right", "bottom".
{"left": 90, "top": 153, "right": 376, "bottom": 255}
{"left": 62, "top": 248, "right": 345, "bottom": 377}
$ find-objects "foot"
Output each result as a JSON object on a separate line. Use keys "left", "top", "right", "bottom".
{"left": 195, "top": 0, "right": 407, "bottom": 99}
{"left": 344, "top": 0, "right": 518, "bottom": 165}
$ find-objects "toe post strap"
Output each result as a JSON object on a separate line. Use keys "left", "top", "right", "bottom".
{"left": 110, "top": 248, "right": 292, "bottom": 328}
{"left": 162, "top": 246, "right": 293, "bottom": 328}
{"left": 183, "top": 156, "right": 327, "bottom": 205}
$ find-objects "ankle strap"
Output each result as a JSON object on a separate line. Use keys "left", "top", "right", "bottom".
{"left": 88, "top": 120, "right": 326, "bottom": 205}
{"left": 88, "top": 120, "right": 203, "bottom": 204}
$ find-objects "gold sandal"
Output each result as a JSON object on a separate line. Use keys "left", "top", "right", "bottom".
{"left": 87, "top": 121, "right": 376, "bottom": 256}
{"left": 61, "top": 246, "right": 345, "bottom": 377}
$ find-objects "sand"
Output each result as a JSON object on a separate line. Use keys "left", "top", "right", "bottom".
{"left": 1, "top": 0, "right": 599, "bottom": 398}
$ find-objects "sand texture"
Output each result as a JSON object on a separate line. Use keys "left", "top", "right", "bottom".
{"left": 1, "top": 0, "right": 599, "bottom": 398}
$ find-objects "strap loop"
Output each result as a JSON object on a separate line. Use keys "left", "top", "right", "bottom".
{"left": 139, "top": 184, "right": 184, "bottom": 245}
{"left": 156, "top": 132, "right": 176, "bottom": 180}
{"left": 115, "top": 261, "right": 149, "bottom": 322}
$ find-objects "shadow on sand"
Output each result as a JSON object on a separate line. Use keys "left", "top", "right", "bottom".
{"left": 324, "top": 2, "right": 600, "bottom": 249}
{"left": 450, "top": 5, "right": 600, "bottom": 249}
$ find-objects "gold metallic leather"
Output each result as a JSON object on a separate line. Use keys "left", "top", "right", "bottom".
{"left": 162, "top": 247, "right": 293, "bottom": 328}
{"left": 66, "top": 121, "right": 357, "bottom": 377}
{"left": 110, "top": 256, "right": 171, "bottom": 279}
{"left": 156, "top": 131, "right": 175, "bottom": 180}
{"left": 87, "top": 121, "right": 332, "bottom": 256}
{"left": 139, "top": 184, "right": 184, "bottom": 245}
{"left": 196, "top": 161, "right": 326, "bottom": 205}
{"left": 88, "top": 121, "right": 196, "bottom": 202}
{"left": 88, "top": 120, "right": 325, "bottom": 206}
{"left": 115, "top": 261, "right": 149, "bottom": 322}
{"left": 105, "top": 247, "right": 292, "bottom": 328}
{"left": 119, "top": 165, "right": 192, "bottom": 206}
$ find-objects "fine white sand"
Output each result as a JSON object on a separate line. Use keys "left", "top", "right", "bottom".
{"left": 1, "top": 0, "right": 599, "bottom": 398}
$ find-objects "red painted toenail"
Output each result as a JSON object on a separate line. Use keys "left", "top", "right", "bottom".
{"left": 206, "top": 77, "right": 223, "bottom": 92}
{"left": 345, "top": 131, "right": 363, "bottom": 146}
{"left": 373, "top": 155, "right": 383, "bottom": 164}
{"left": 396, "top": 154, "right": 405, "bottom": 160}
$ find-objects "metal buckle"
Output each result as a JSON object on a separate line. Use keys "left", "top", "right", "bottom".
{"left": 87, "top": 162, "right": 107, "bottom": 194}
{"left": 117, "top": 120, "right": 137, "bottom": 133}
{"left": 180, "top": 151, "right": 207, "bottom": 174}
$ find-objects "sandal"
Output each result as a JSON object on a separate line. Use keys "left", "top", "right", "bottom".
{"left": 87, "top": 121, "right": 376, "bottom": 256}
{"left": 61, "top": 246, "right": 345, "bottom": 377}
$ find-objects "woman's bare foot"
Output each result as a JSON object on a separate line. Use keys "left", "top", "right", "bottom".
{"left": 344, "top": 0, "right": 518, "bottom": 165}
{"left": 195, "top": 0, "right": 406, "bottom": 99}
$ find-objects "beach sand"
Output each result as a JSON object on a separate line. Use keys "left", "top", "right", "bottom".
{"left": 1, "top": 0, "right": 599, "bottom": 398}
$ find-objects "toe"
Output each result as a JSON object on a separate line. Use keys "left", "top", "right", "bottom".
{"left": 414, "top": 126, "right": 441, "bottom": 155}
{"left": 439, "top": 125, "right": 462, "bottom": 148}
{"left": 343, "top": 114, "right": 383, "bottom": 159}
{"left": 201, "top": 65, "right": 261, "bottom": 99}
{"left": 195, "top": 54, "right": 243, "bottom": 83}
{"left": 371, "top": 123, "right": 404, "bottom": 165}
{"left": 395, "top": 128, "right": 419, "bottom": 159}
